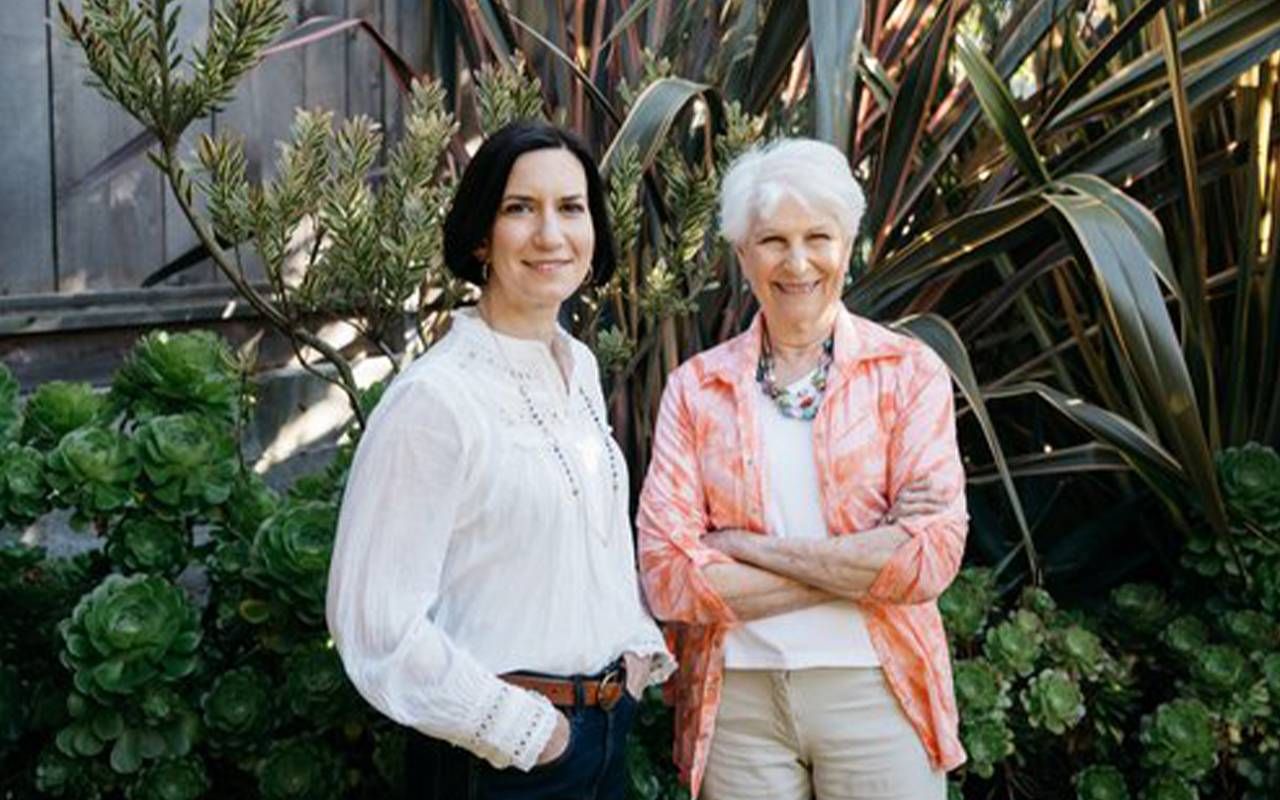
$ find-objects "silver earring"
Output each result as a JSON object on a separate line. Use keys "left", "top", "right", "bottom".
{"left": 482, "top": 260, "right": 490, "bottom": 283}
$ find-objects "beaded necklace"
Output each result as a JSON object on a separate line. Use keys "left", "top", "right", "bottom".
{"left": 477, "top": 308, "right": 622, "bottom": 545}
{"left": 756, "top": 330, "right": 835, "bottom": 421}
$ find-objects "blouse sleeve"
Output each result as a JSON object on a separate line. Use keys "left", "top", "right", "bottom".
{"left": 636, "top": 368, "right": 739, "bottom": 626}
{"left": 325, "top": 376, "right": 558, "bottom": 771}
{"left": 866, "top": 349, "right": 970, "bottom": 605}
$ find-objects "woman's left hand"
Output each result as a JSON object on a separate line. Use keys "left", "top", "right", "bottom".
{"left": 622, "top": 652, "right": 651, "bottom": 700}
{"left": 882, "top": 478, "right": 949, "bottom": 524}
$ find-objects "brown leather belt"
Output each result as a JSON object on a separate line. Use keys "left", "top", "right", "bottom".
{"left": 502, "top": 662, "right": 626, "bottom": 710}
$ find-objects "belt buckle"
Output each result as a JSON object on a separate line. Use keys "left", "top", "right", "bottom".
{"left": 597, "top": 666, "right": 623, "bottom": 711}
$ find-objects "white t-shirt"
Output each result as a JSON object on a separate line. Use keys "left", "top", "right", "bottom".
{"left": 723, "top": 372, "right": 880, "bottom": 670}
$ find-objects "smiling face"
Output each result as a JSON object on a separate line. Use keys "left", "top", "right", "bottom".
{"left": 736, "top": 193, "right": 852, "bottom": 339}
{"left": 477, "top": 148, "right": 595, "bottom": 321}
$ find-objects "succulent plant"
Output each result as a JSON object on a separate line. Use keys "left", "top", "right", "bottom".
{"left": 37, "top": 744, "right": 116, "bottom": 798}
{"left": 1192, "top": 644, "right": 1251, "bottom": 695}
{"left": 1261, "top": 652, "right": 1280, "bottom": 695}
{"left": 0, "top": 441, "right": 50, "bottom": 524}
{"left": 1020, "top": 585, "right": 1059, "bottom": 618}
{"left": 59, "top": 574, "right": 201, "bottom": 702}
{"left": 1216, "top": 443, "right": 1280, "bottom": 532}
{"left": 112, "top": 331, "right": 242, "bottom": 424}
{"left": 984, "top": 613, "right": 1044, "bottom": 678}
{"left": 250, "top": 500, "right": 338, "bottom": 623}
{"left": 21, "top": 380, "right": 110, "bottom": 449}
{"left": 256, "top": 737, "right": 344, "bottom": 800}
{"left": 1022, "top": 668, "right": 1086, "bottom": 734}
{"left": 1220, "top": 609, "right": 1278, "bottom": 651}
{"left": 216, "top": 472, "right": 280, "bottom": 541}
{"left": 1052, "top": 625, "right": 1109, "bottom": 680}
{"left": 1075, "top": 765, "right": 1130, "bottom": 800}
{"left": 282, "top": 642, "right": 357, "bottom": 726}
{"left": 202, "top": 666, "right": 273, "bottom": 749}
{"left": 959, "top": 716, "right": 1014, "bottom": 778}
{"left": 125, "top": 756, "right": 210, "bottom": 800}
{"left": 1139, "top": 775, "right": 1198, "bottom": 800}
{"left": 106, "top": 515, "right": 191, "bottom": 577}
{"left": 939, "top": 567, "right": 997, "bottom": 644}
{"left": 1161, "top": 616, "right": 1211, "bottom": 662}
{"left": 135, "top": 414, "right": 239, "bottom": 510}
{"left": 1140, "top": 698, "right": 1219, "bottom": 780}
{"left": 1110, "top": 584, "right": 1173, "bottom": 638}
{"left": 45, "top": 426, "right": 140, "bottom": 520}
{"left": 952, "top": 659, "right": 1009, "bottom": 719}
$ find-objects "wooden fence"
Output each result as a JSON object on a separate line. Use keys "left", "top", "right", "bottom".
{"left": 0, "top": 0, "right": 426, "bottom": 301}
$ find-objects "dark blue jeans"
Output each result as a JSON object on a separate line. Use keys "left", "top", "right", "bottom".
{"left": 404, "top": 688, "right": 639, "bottom": 799}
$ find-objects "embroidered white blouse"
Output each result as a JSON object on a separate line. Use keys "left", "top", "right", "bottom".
{"left": 326, "top": 308, "right": 675, "bottom": 771}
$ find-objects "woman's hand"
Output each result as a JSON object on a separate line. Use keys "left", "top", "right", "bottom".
{"left": 536, "top": 711, "right": 572, "bottom": 765}
{"left": 881, "top": 477, "right": 950, "bottom": 524}
{"left": 622, "top": 652, "right": 652, "bottom": 699}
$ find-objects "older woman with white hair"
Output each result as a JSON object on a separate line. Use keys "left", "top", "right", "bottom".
{"left": 637, "top": 138, "right": 968, "bottom": 799}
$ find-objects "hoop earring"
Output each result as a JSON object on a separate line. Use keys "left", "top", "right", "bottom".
{"left": 481, "top": 259, "right": 490, "bottom": 283}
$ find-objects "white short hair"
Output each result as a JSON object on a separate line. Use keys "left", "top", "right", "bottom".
{"left": 718, "top": 138, "right": 866, "bottom": 246}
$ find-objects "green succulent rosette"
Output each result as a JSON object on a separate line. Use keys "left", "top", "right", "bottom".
{"left": 257, "top": 738, "right": 344, "bottom": 800}
{"left": 45, "top": 426, "right": 139, "bottom": 519}
{"left": 125, "top": 756, "right": 210, "bottom": 800}
{"left": 959, "top": 716, "right": 1013, "bottom": 779}
{"left": 1075, "top": 765, "right": 1130, "bottom": 800}
{"left": 984, "top": 611, "right": 1044, "bottom": 678}
{"left": 106, "top": 516, "right": 191, "bottom": 577}
{"left": 1110, "top": 583, "right": 1173, "bottom": 638}
{"left": 1162, "top": 616, "right": 1211, "bottom": 662}
{"left": 112, "top": 331, "right": 241, "bottom": 424}
{"left": 250, "top": 500, "right": 338, "bottom": 623}
{"left": 1261, "top": 652, "right": 1280, "bottom": 695}
{"left": 56, "top": 684, "right": 200, "bottom": 774}
{"left": 1021, "top": 668, "right": 1086, "bottom": 734}
{"left": 1219, "top": 609, "right": 1278, "bottom": 651}
{"left": 1216, "top": 443, "right": 1280, "bottom": 532}
{"left": 939, "top": 567, "right": 996, "bottom": 644}
{"left": 1191, "top": 644, "right": 1251, "bottom": 695}
{"left": 201, "top": 666, "right": 273, "bottom": 749}
{"left": 0, "top": 441, "right": 50, "bottom": 524}
{"left": 135, "top": 414, "right": 238, "bottom": 510}
{"left": 952, "top": 659, "right": 1009, "bottom": 719}
{"left": 282, "top": 642, "right": 357, "bottom": 725}
{"left": 1140, "top": 775, "right": 1198, "bottom": 800}
{"left": 21, "top": 380, "right": 110, "bottom": 449}
{"left": 1051, "top": 625, "right": 1109, "bottom": 680}
{"left": 0, "top": 364, "right": 22, "bottom": 444}
{"left": 1140, "top": 698, "right": 1218, "bottom": 780}
{"left": 59, "top": 574, "right": 201, "bottom": 702}
{"left": 217, "top": 472, "right": 280, "bottom": 541}
{"left": 37, "top": 744, "right": 117, "bottom": 798}
{"left": 1020, "top": 585, "right": 1059, "bottom": 619}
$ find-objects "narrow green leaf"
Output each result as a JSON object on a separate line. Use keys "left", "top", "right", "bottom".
{"left": 601, "top": 77, "right": 718, "bottom": 178}
{"left": 742, "top": 0, "right": 808, "bottom": 113}
{"left": 507, "top": 12, "right": 622, "bottom": 125}
{"left": 867, "top": 0, "right": 959, "bottom": 254}
{"left": 894, "top": 314, "right": 1040, "bottom": 582}
{"left": 807, "top": 0, "right": 864, "bottom": 152}
{"left": 1043, "top": 186, "right": 1228, "bottom": 535}
{"left": 956, "top": 36, "right": 1052, "bottom": 187}
{"left": 602, "top": 0, "right": 656, "bottom": 50}
{"left": 966, "top": 444, "right": 1130, "bottom": 485}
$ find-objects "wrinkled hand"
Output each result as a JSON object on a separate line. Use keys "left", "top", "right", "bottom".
{"left": 701, "top": 529, "right": 754, "bottom": 559}
{"left": 881, "top": 478, "right": 949, "bottom": 524}
{"left": 622, "top": 652, "right": 651, "bottom": 699}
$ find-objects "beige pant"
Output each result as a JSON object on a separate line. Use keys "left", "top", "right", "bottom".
{"left": 702, "top": 668, "right": 946, "bottom": 800}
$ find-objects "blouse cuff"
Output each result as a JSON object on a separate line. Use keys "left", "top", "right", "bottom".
{"left": 469, "top": 682, "right": 559, "bottom": 771}
{"left": 618, "top": 634, "right": 678, "bottom": 687}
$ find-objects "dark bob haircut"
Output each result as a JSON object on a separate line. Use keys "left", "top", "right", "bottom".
{"left": 443, "top": 121, "right": 617, "bottom": 287}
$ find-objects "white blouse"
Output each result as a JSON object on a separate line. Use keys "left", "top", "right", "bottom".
{"left": 326, "top": 308, "right": 674, "bottom": 771}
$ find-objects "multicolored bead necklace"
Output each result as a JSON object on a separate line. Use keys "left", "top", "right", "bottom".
{"left": 756, "top": 331, "right": 835, "bottom": 421}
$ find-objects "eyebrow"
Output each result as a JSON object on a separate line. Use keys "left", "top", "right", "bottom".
{"left": 501, "top": 193, "right": 586, "bottom": 202}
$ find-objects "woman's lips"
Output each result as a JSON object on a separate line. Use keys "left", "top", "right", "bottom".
{"left": 773, "top": 280, "right": 821, "bottom": 295}
{"left": 524, "top": 259, "right": 573, "bottom": 274}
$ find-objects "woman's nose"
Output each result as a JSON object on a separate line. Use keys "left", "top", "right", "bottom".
{"left": 533, "top": 211, "right": 566, "bottom": 247}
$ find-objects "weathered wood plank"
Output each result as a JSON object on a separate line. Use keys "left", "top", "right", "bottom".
{"left": 303, "top": 0, "right": 349, "bottom": 115}
{"left": 348, "top": 0, "right": 385, "bottom": 123}
{"left": 51, "top": 0, "right": 167, "bottom": 293}
{"left": 0, "top": 4, "right": 56, "bottom": 296}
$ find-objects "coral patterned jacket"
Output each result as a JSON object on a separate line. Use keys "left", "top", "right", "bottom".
{"left": 637, "top": 307, "right": 968, "bottom": 797}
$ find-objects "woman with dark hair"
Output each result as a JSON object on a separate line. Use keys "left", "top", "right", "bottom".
{"left": 326, "top": 121, "right": 673, "bottom": 799}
